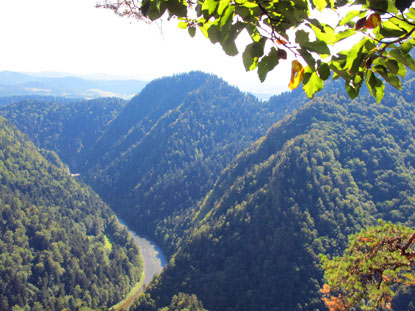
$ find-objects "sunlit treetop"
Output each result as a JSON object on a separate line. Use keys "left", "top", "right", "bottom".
{"left": 320, "top": 221, "right": 415, "bottom": 311}
{"left": 97, "top": 0, "right": 415, "bottom": 102}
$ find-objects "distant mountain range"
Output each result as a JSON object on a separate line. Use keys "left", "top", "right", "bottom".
{"left": 0, "top": 71, "right": 147, "bottom": 99}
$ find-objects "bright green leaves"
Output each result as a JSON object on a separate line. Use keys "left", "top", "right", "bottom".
{"left": 201, "top": 0, "right": 218, "bottom": 16}
{"left": 311, "top": 0, "right": 328, "bottom": 11}
{"left": 303, "top": 69, "right": 324, "bottom": 97}
{"left": 100, "top": 0, "right": 415, "bottom": 103}
{"left": 366, "top": 70, "right": 385, "bottom": 103}
{"left": 339, "top": 10, "right": 365, "bottom": 26}
{"left": 321, "top": 221, "right": 415, "bottom": 311}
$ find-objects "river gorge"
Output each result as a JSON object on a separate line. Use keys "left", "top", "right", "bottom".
{"left": 116, "top": 218, "right": 168, "bottom": 310}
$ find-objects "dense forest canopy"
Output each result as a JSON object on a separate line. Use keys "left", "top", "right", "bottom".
{"left": 1, "top": 72, "right": 305, "bottom": 256}
{"left": 131, "top": 72, "right": 415, "bottom": 311}
{"left": 2, "top": 69, "right": 415, "bottom": 311}
{"left": 0, "top": 116, "right": 142, "bottom": 310}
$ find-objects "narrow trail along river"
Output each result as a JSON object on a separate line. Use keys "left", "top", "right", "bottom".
{"left": 115, "top": 217, "right": 168, "bottom": 310}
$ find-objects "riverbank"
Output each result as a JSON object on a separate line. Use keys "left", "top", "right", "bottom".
{"left": 112, "top": 268, "right": 145, "bottom": 311}
{"left": 112, "top": 217, "right": 167, "bottom": 310}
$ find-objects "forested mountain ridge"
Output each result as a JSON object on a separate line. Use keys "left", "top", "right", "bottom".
{"left": 84, "top": 72, "right": 305, "bottom": 254}
{"left": 133, "top": 77, "right": 415, "bottom": 311}
{"left": 82, "top": 71, "right": 211, "bottom": 174}
{"left": 1, "top": 72, "right": 305, "bottom": 256}
{"left": 4, "top": 70, "right": 414, "bottom": 311}
{"left": 0, "top": 97, "right": 126, "bottom": 170}
{"left": 0, "top": 116, "right": 142, "bottom": 310}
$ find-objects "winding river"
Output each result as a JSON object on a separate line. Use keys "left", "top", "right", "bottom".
{"left": 116, "top": 217, "right": 168, "bottom": 310}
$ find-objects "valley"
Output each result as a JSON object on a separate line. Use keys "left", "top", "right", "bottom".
{"left": 114, "top": 217, "right": 167, "bottom": 310}
{"left": 1, "top": 70, "right": 415, "bottom": 311}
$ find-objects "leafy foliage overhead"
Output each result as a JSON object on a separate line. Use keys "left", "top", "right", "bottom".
{"left": 97, "top": 0, "right": 415, "bottom": 102}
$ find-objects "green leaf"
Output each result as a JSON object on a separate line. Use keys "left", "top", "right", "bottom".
{"left": 339, "top": 10, "right": 364, "bottom": 26}
{"left": 147, "top": 1, "right": 167, "bottom": 20}
{"left": 141, "top": 0, "right": 151, "bottom": 17}
{"left": 166, "top": 0, "right": 187, "bottom": 17}
{"left": 366, "top": 71, "right": 385, "bottom": 103}
{"left": 345, "top": 82, "right": 360, "bottom": 99}
{"left": 188, "top": 26, "right": 196, "bottom": 37}
{"left": 201, "top": 0, "right": 218, "bottom": 15}
{"left": 217, "top": 0, "right": 230, "bottom": 15}
{"left": 311, "top": 0, "right": 327, "bottom": 11}
{"left": 389, "top": 49, "right": 415, "bottom": 70}
{"left": 178, "top": 21, "right": 188, "bottom": 29}
{"left": 295, "top": 30, "right": 309, "bottom": 44}
{"left": 385, "top": 59, "right": 399, "bottom": 74}
{"left": 220, "top": 22, "right": 244, "bottom": 56}
{"left": 345, "top": 38, "right": 368, "bottom": 74}
{"left": 373, "top": 65, "right": 402, "bottom": 89}
{"left": 379, "top": 25, "right": 407, "bottom": 38}
{"left": 368, "top": 0, "right": 388, "bottom": 12}
{"left": 332, "top": 30, "right": 353, "bottom": 45}
{"left": 242, "top": 40, "right": 265, "bottom": 71}
{"left": 308, "top": 23, "right": 337, "bottom": 45}
{"left": 298, "top": 48, "right": 316, "bottom": 69}
{"left": 220, "top": 5, "right": 235, "bottom": 27}
{"left": 303, "top": 70, "right": 323, "bottom": 98}
{"left": 207, "top": 24, "right": 220, "bottom": 43}
{"left": 318, "top": 62, "right": 330, "bottom": 80}
{"left": 222, "top": 40, "right": 238, "bottom": 56}
{"left": 258, "top": 47, "right": 280, "bottom": 82}
{"left": 401, "top": 42, "right": 413, "bottom": 53}
{"left": 302, "top": 40, "right": 330, "bottom": 56}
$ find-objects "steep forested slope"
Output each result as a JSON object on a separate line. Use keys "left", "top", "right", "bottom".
{"left": 0, "top": 97, "right": 125, "bottom": 170}
{"left": 82, "top": 72, "right": 211, "bottom": 172}
{"left": 1, "top": 72, "right": 305, "bottom": 256}
{"left": 85, "top": 72, "right": 304, "bottom": 254}
{"left": 134, "top": 78, "right": 415, "bottom": 311}
{"left": 0, "top": 116, "right": 142, "bottom": 310}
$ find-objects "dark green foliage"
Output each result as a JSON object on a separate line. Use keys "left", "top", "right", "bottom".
{"left": 0, "top": 97, "right": 125, "bottom": 170}
{"left": 133, "top": 74, "right": 415, "bottom": 311}
{"left": 82, "top": 71, "right": 211, "bottom": 172}
{"left": 2, "top": 72, "right": 304, "bottom": 258}
{"left": 84, "top": 72, "right": 304, "bottom": 255}
{"left": 0, "top": 117, "right": 142, "bottom": 310}
{"left": 158, "top": 293, "right": 207, "bottom": 311}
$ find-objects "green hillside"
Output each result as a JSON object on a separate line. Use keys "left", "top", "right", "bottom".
{"left": 0, "top": 116, "right": 142, "bottom": 310}
{"left": 84, "top": 72, "right": 304, "bottom": 254}
{"left": 0, "top": 96, "right": 125, "bottom": 171}
{"left": 1, "top": 72, "right": 304, "bottom": 256}
{"left": 133, "top": 77, "right": 415, "bottom": 311}
{"left": 3, "top": 71, "right": 415, "bottom": 310}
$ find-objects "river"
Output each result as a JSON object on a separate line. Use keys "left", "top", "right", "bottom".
{"left": 116, "top": 217, "right": 168, "bottom": 310}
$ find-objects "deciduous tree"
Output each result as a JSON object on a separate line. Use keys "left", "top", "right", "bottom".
{"left": 97, "top": 0, "right": 415, "bottom": 101}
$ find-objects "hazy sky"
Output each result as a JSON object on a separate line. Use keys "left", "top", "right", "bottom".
{"left": 0, "top": 0, "right": 295, "bottom": 96}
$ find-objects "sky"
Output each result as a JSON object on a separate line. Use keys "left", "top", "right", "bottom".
{"left": 0, "top": 0, "right": 293, "bottom": 97}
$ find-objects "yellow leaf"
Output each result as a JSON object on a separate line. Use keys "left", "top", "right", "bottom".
{"left": 289, "top": 60, "right": 305, "bottom": 90}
